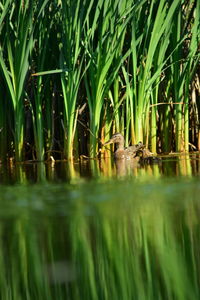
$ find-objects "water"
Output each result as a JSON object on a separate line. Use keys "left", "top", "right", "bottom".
{"left": 0, "top": 154, "right": 200, "bottom": 299}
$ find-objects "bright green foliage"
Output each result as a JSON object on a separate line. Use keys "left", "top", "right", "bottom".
{"left": 0, "top": 0, "right": 34, "bottom": 160}
{"left": 84, "top": 0, "right": 133, "bottom": 156}
{"left": 60, "top": 0, "right": 91, "bottom": 159}
{"left": 0, "top": 0, "right": 49, "bottom": 161}
{"left": 30, "top": 2, "right": 54, "bottom": 161}
{"left": 170, "top": 0, "right": 200, "bottom": 152}
{"left": 0, "top": 0, "right": 199, "bottom": 160}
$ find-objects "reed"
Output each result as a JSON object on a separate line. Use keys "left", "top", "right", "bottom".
{"left": 60, "top": 0, "right": 89, "bottom": 159}
{"left": 0, "top": 0, "right": 49, "bottom": 161}
{"left": 84, "top": 0, "right": 132, "bottom": 157}
{"left": 0, "top": 0, "right": 34, "bottom": 161}
{"left": 30, "top": 3, "right": 54, "bottom": 161}
{"left": 0, "top": 0, "right": 199, "bottom": 160}
{"left": 129, "top": 0, "right": 180, "bottom": 151}
{"left": 176, "top": 0, "right": 200, "bottom": 152}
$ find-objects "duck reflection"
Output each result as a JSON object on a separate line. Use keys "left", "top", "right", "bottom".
{"left": 115, "top": 157, "right": 140, "bottom": 177}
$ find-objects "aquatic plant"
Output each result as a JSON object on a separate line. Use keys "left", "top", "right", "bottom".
{"left": 0, "top": 0, "right": 199, "bottom": 160}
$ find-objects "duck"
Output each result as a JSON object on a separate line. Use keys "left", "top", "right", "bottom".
{"left": 103, "top": 133, "right": 145, "bottom": 159}
{"left": 136, "top": 148, "right": 161, "bottom": 163}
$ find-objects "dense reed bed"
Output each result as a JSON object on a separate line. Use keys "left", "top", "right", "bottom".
{"left": 0, "top": 0, "right": 199, "bottom": 161}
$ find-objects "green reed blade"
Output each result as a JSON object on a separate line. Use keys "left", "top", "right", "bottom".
{"left": 0, "top": 0, "right": 50, "bottom": 161}
{"left": 59, "top": 0, "right": 91, "bottom": 159}
{"left": 85, "top": 0, "right": 133, "bottom": 157}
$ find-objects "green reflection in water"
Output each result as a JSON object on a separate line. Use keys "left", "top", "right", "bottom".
{"left": 0, "top": 154, "right": 200, "bottom": 184}
{"left": 0, "top": 175, "right": 200, "bottom": 299}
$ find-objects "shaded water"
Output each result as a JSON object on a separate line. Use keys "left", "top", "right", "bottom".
{"left": 0, "top": 154, "right": 200, "bottom": 299}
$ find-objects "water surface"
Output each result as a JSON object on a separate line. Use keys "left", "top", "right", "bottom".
{"left": 0, "top": 154, "right": 200, "bottom": 299}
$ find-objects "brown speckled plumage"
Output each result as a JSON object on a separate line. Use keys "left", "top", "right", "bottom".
{"left": 104, "top": 133, "right": 145, "bottom": 159}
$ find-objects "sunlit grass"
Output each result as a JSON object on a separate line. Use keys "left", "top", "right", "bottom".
{"left": 0, "top": 0, "right": 199, "bottom": 161}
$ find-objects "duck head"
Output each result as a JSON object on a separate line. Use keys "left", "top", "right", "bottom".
{"left": 104, "top": 133, "right": 125, "bottom": 149}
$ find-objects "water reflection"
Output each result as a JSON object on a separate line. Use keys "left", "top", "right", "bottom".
{"left": 0, "top": 154, "right": 200, "bottom": 184}
{"left": 0, "top": 177, "right": 200, "bottom": 299}
{"left": 0, "top": 156, "right": 200, "bottom": 299}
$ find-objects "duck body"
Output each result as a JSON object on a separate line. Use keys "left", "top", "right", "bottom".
{"left": 104, "top": 133, "right": 144, "bottom": 160}
{"left": 114, "top": 145, "right": 143, "bottom": 160}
